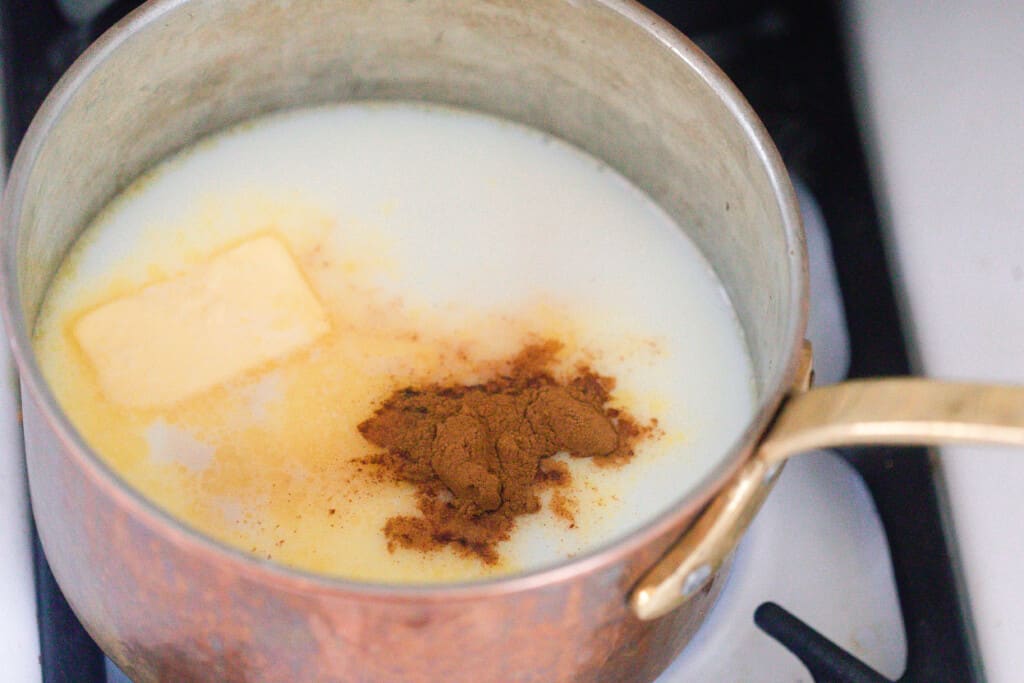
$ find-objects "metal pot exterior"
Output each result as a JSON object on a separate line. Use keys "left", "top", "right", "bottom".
{"left": 2, "top": 1, "right": 806, "bottom": 680}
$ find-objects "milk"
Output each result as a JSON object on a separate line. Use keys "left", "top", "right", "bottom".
{"left": 34, "top": 103, "right": 755, "bottom": 583}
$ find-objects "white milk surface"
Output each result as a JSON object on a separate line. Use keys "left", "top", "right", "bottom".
{"left": 34, "top": 103, "right": 754, "bottom": 583}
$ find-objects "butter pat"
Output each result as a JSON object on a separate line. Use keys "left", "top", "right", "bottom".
{"left": 74, "top": 236, "right": 329, "bottom": 408}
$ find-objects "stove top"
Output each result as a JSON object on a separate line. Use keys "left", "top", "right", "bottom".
{"left": 0, "top": 1, "right": 979, "bottom": 681}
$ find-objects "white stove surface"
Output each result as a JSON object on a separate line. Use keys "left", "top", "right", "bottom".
{"left": 660, "top": 452, "right": 904, "bottom": 682}
{"left": 845, "top": 3, "right": 1024, "bottom": 680}
{"left": 0, "top": 326, "right": 40, "bottom": 683}
{"left": 0, "top": 81, "right": 44, "bottom": 682}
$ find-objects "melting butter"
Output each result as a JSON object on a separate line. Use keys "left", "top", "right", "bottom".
{"left": 73, "top": 235, "right": 328, "bottom": 408}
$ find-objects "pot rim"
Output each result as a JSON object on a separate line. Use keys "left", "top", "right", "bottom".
{"left": 0, "top": 0, "right": 807, "bottom": 602}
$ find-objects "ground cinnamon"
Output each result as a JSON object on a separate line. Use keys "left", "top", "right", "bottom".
{"left": 357, "top": 340, "right": 651, "bottom": 563}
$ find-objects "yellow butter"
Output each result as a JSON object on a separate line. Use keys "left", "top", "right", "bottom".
{"left": 74, "top": 236, "right": 329, "bottom": 408}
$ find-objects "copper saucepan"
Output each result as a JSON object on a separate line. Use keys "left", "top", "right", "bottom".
{"left": 3, "top": 1, "right": 1022, "bottom": 681}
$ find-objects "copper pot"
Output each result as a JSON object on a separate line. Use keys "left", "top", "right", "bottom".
{"left": 3, "top": 1, "right": 1023, "bottom": 681}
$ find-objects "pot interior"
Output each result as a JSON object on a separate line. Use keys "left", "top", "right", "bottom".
{"left": 4, "top": 0, "right": 804, "bottom": 566}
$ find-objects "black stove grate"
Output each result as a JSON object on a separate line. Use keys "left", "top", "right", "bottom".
{"left": 1, "top": 1, "right": 979, "bottom": 681}
{"left": 678, "top": 3, "right": 979, "bottom": 679}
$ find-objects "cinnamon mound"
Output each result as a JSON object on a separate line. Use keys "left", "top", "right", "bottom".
{"left": 357, "top": 341, "right": 651, "bottom": 563}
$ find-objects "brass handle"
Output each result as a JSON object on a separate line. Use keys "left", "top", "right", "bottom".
{"left": 630, "top": 375, "right": 1024, "bottom": 621}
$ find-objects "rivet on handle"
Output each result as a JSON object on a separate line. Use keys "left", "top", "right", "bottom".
{"left": 680, "top": 563, "right": 711, "bottom": 599}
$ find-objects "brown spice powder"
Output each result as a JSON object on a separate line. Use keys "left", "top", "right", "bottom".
{"left": 357, "top": 340, "right": 651, "bottom": 564}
